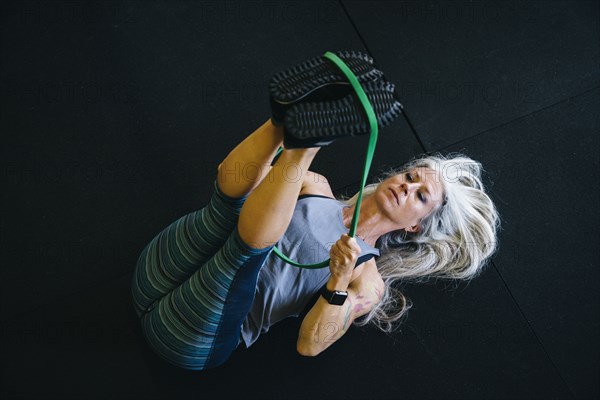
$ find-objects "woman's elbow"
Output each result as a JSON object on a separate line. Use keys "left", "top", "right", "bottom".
{"left": 296, "top": 339, "right": 322, "bottom": 357}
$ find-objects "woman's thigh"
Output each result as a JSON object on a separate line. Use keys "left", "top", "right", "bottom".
{"left": 131, "top": 180, "right": 248, "bottom": 319}
{"left": 139, "top": 227, "right": 273, "bottom": 370}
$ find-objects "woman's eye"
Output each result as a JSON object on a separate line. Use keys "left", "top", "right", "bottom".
{"left": 418, "top": 192, "right": 425, "bottom": 202}
{"left": 406, "top": 173, "right": 413, "bottom": 181}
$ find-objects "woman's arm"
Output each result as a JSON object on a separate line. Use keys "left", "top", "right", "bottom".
{"left": 296, "top": 246, "right": 385, "bottom": 357}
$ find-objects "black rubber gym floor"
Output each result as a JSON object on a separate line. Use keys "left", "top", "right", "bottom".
{"left": 1, "top": 1, "right": 598, "bottom": 399}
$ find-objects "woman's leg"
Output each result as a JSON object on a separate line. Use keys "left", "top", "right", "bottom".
{"left": 237, "top": 146, "right": 320, "bottom": 249}
{"left": 140, "top": 144, "right": 321, "bottom": 370}
{"left": 140, "top": 227, "right": 272, "bottom": 370}
{"left": 217, "top": 118, "right": 284, "bottom": 198}
{"left": 132, "top": 119, "right": 284, "bottom": 318}
{"left": 131, "top": 181, "right": 248, "bottom": 319}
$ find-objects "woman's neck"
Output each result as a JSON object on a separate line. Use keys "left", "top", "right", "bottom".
{"left": 342, "top": 199, "right": 387, "bottom": 247}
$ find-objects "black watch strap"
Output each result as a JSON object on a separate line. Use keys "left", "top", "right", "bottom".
{"left": 320, "top": 284, "right": 348, "bottom": 306}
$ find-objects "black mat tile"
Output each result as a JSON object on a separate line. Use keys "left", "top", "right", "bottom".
{"left": 2, "top": 1, "right": 596, "bottom": 399}
{"left": 1, "top": 267, "right": 570, "bottom": 399}
{"left": 440, "top": 88, "right": 599, "bottom": 399}
{"left": 1, "top": 273, "right": 161, "bottom": 400}
{"left": 344, "top": 0, "right": 600, "bottom": 150}
{"left": 0, "top": 0, "right": 423, "bottom": 320}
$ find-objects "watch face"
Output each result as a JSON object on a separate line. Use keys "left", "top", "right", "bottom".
{"left": 330, "top": 291, "right": 348, "bottom": 306}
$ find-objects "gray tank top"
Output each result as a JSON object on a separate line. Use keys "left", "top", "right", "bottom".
{"left": 239, "top": 195, "right": 380, "bottom": 348}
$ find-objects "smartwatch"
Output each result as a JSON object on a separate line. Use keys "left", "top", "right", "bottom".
{"left": 320, "top": 284, "right": 348, "bottom": 306}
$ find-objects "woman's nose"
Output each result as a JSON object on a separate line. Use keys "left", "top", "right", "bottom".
{"left": 400, "top": 182, "right": 417, "bottom": 194}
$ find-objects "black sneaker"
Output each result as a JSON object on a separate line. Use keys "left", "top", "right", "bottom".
{"left": 282, "top": 79, "right": 403, "bottom": 149}
{"left": 269, "top": 50, "right": 383, "bottom": 126}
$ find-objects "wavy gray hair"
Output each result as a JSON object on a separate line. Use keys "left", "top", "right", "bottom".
{"left": 341, "top": 152, "right": 501, "bottom": 333}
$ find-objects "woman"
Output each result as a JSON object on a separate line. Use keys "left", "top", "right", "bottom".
{"left": 131, "top": 51, "right": 500, "bottom": 370}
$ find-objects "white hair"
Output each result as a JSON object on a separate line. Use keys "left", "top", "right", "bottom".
{"left": 341, "top": 152, "right": 501, "bottom": 332}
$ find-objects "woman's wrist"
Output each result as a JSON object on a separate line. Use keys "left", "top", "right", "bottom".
{"left": 326, "top": 275, "right": 351, "bottom": 291}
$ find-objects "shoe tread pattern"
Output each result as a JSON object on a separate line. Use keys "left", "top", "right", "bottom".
{"left": 284, "top": 80, "right": 402, "bottom": 141}
{"left": 269, "top": 50, "right": 382, "bottom": 103}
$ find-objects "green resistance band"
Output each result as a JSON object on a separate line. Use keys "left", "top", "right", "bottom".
{"left": 271, "top": 51, "right": 379, "bottom": 269}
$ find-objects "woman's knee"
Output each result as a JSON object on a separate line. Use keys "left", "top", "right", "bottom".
{"left": 236, "top": 224, "right": 277, "bottom": 252}
{"left": 217, "top": 161, "right": 247, "bottom": 199}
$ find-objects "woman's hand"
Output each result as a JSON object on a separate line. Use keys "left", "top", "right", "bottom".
{"left": 328, "top": 234, "right": 362, "bottom": 289}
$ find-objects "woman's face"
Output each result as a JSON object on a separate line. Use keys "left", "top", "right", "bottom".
{"left": 374, "top": 166, "right": 445, "bottom": 232}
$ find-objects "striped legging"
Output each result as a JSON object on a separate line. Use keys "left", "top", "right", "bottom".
{"left": 131, "top": 181, "right": 273, "bottom": 370}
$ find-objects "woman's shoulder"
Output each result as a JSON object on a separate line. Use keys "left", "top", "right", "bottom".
{"left": 299, "top": 170, "right": 335, "bottom": 198}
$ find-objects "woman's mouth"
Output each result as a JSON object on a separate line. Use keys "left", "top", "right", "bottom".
{"left": 388, "top": 188, "right": 399, "bottom": 205}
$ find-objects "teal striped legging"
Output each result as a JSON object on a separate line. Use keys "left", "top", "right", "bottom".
{"left": 131, "top": 181, "right": 273, "bottom": 370}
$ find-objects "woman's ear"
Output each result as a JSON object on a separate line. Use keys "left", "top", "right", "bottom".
{"left": 405, "top": 224, "right": 420, "bottom": 233}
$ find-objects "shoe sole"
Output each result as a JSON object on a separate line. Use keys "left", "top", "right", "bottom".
{"left": 283, "top": 80, "right": 403, "bottom": 148}
{"left": 269, "top": 51, "right": 383, "bottom": 119}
